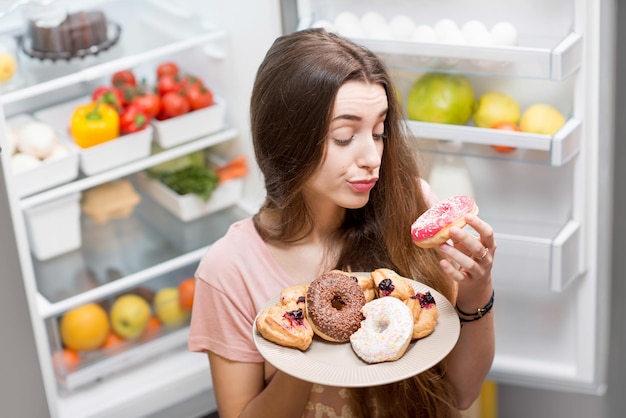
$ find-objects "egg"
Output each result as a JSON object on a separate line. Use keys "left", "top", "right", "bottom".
{"left": 439, "top": 28, "right": 466, "bottom": 45}
{"left": 5, "top": 127, "right": 18, "bottom": 155}
{"left": 18, "top": 121, "right": 57, "bottom": 159}
{"left": 12, "top": 153, "right": 41, "bottom": 173}
{"left": 334, "top": 12, "right": 365, "bottom": 38}
{"left": 461, "top": 20, "right": 491, "bottom": 44}
{"left": 311, "top": 19, "right": 336, "bottom": 32}
{"left": 433, "top": 19, "right": 459, "bottom": 41}
{"left": 360, "top": 12, "right": 394, "bottom": 40}
{"left": 412, "top": 24, "right": 437, "bottom": 43}
{"left": 360, "top": 11, "right": 387, "bottom": 28}
{"left": 45, "top": 144, "right": 69, "bottom": 161}
{"left": 491, "top": 21, "right": 518, "bottom": 46}
{"left": 390, "top": 15, "right": 416, "bottom": 41}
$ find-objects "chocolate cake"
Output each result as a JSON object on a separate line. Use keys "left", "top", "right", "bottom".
{"left": 28, "top": 10, "right": 108, "bottom": 55}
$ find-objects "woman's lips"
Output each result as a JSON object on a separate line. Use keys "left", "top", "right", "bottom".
{"left": 349, "top": 179, "right": 377, "bottom": 192}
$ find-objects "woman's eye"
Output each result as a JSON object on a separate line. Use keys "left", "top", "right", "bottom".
{"left": 333, "top": 137, "right": 354, "bottom": 146}
{"left": 373, "top": 132, "right": 386, "bottom": 140}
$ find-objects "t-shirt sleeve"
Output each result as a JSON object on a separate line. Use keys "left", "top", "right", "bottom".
{"left": 419, "top": 178, "right": 439, "bottom": 207}
{"left": 188, "top": 245, "right": 264, "bottom": 363}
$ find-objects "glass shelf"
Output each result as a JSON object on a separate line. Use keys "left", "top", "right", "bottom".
{"left": 0, "top": 0, "right": 225, "bottom": 105}
{"left": 34, "top": 199, "right": 248, "bottom": 317}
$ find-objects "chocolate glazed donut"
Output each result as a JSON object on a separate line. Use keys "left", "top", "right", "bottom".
{"left": 306, "top": 271, "right": 366, "bottom": 342}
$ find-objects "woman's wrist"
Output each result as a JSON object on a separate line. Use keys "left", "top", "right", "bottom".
{"left": 455, "top": 289, "right": 494, "bottom": 323}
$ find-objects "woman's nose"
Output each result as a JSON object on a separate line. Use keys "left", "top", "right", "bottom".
{"left": 357, "top": 136, "right": 383, "bottom": 169}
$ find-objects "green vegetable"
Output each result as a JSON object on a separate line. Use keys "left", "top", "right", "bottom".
{"left": 147, "top": 149, "right": 205, "bottom": 177}
{"left": 159, "top": 165, "right": 219, "bottom": 202}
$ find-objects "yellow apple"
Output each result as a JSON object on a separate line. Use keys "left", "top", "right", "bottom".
{"left": 110, "top": 294, "right": 152, "bottom": 339}
{"left": 154, "top": 287, "right": 190, "bottom": 326}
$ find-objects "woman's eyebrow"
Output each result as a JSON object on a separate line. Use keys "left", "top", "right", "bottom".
{"left": 331, "top": 109, "right": 388, "bottom": 122}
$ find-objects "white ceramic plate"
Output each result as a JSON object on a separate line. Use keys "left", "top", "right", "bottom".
{"left": 252, "top": 277, "right": 460, "bottom": 387}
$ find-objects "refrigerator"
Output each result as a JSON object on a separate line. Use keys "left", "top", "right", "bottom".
{"left": 0, "top": 0, "right": 620, "bottom": 417}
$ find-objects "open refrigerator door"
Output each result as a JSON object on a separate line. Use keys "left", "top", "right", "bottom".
{"left": 293, "top": 0, "right": 611, "bottom": 396}
{"left": 0, "top": 0, "right": 279, "bottom": 416}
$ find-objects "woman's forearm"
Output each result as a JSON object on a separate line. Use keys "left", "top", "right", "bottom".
{"left": 240, "top": 371, "right": 314, "bottom": 418}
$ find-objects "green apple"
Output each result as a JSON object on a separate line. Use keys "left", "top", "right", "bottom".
{"left": 407, "top": 72, "right": 475, "bottom": 125}
{"left": 154, "top": 287, "right": 190, "bottom": 326}
{"left": 110, "top": 294, "right": 152, "bottom": 339}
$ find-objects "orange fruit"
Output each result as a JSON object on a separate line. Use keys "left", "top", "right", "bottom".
{"left": 490, "top": 121, "right": 519, "bottom": 153}
{"left": 142, "top": 316, "right": 162, "bottom": 339}
{"left": 60, "top": 303, "right": 110, "bottom": 351}
{"left": 178, "top": 278, "right": 196, "bottom": 311}
{"left": 52, "top": 348, "right": 81, "bottom": 373}
{"left": 101, "top": 331, "right": 124, "bottom": 349}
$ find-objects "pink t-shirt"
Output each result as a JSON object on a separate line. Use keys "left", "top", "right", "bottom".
{"left": 188, "top": 217, "right": 352, "bottom": 416}
{"left": 188, "top": 180, "right": 437, "bottom": 417}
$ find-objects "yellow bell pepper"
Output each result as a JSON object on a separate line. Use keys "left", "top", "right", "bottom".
{"left": 70, "top": 101, "right": 120, "bottom": 148}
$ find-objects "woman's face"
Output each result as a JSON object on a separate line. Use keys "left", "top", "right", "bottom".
{"left": 304, "top": 81, "right": 387, "bottom": 211}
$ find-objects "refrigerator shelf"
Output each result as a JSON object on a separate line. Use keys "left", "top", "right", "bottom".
{"left": 0, "top": 0, "right": 226, "bottom": 106}
{"left": 55, "top": 346, "right": 215, "bottom": 418}
{"left": 33, "top": 203, "right": 249, "bottom": 317}
{"left": 408, "top": 118, "right": 581, "bottom": 167}
{"left": 19, "top": 128, "right": 238, "bottom": 210}
{"left": 55, "top": 325, "right": 191, "bottom": 392}
{"left": 348, "top": 32, "right": 582, "bottom": 80}
{"left": 491, "top": 219, "right": 582, "bottom": 293}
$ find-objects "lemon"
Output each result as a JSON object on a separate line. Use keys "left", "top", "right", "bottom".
{"left": 60, "top": 303, "right": 110, "bottom": 351}
{"left": 473, "top": 92, "right": 520, "bottom": 128}
{"left": 519, "top": 104, "right": 566, "bottom": 135}
{"left": 407, "top": 72, "right": 475, "bottom": 125}
{"left": 0, "top": 52, "right": 16, "bottom": 83}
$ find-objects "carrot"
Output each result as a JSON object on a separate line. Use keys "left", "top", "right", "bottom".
{"left": 215, "top": 156, "right": 247, "bottom": 183}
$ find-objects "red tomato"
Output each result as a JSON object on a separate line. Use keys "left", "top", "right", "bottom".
{"left": 179, "top": 74, "right": 204, "bottom": 91}
{"left": 157, "top": 62, "right": 179, "bottom": 78}
{"left": 119, "top": 104, "right": 150, "bottom": 134}
{"left": 131, "top": 93, "right": 161, "bottom": 117}
{"left": 158, "top": 92, "right": 190, "bottom": 120}
{"left": 92, "top": 86, "right": 125, "bottom": 113}
{"left": 185, "top": 83, "right": 214, "bottom": 110}
{"left": 157, "top": 75, "right": 182, "bottom": 96}
{"left": 112, "top": 70, "right": 136, "bottom": 88}
{"left": 490, "top": 121, "right": 519, "bottom": 153}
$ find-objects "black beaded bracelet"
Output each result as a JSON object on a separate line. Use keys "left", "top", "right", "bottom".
{"left": 456, "top": 290, "right": 494, "bottom": 323}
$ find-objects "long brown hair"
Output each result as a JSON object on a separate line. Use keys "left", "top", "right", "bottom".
{"left": 251, "top": 28, "right": 459, "bottom": 417}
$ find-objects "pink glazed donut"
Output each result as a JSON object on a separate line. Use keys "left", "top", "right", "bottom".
{"left": 411, "top": 195, "right": 479, "bottom": 248}
{"left": 349, "top": 297, "right": 413, "bottom": 364}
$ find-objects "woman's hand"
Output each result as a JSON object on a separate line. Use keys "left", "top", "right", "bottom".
{"left": 437, "top": 213, "right": 495, "bottom": 307}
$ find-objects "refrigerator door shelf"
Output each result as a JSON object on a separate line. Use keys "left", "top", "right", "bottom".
{"left": 54, "top": 326, "right": 191, "bottom": 393}
{"left": 492, "top": 219, "right": 582, "bottom": 293}
{"left": 408, "top": 118, "right": 582, "bottom": 167}
{"left": 322, "top": 32, "right": 582, "bottom": 80}
{"left": 56, "top": 346, "right": 215, "bottom": 418}
{"left": 19, "top": 128, "right": 238, "bottom": 210}
{"left": 0, "top": 0, "right": 226, "bottom": 106}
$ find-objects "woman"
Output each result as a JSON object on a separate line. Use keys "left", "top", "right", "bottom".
{"left": 189, "top": 28, "right": 495, "bottom": 418}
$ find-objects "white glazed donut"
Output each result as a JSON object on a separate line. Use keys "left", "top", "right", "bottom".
{"left": 349, "top": 296, "right": 414, "bottom": 364}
